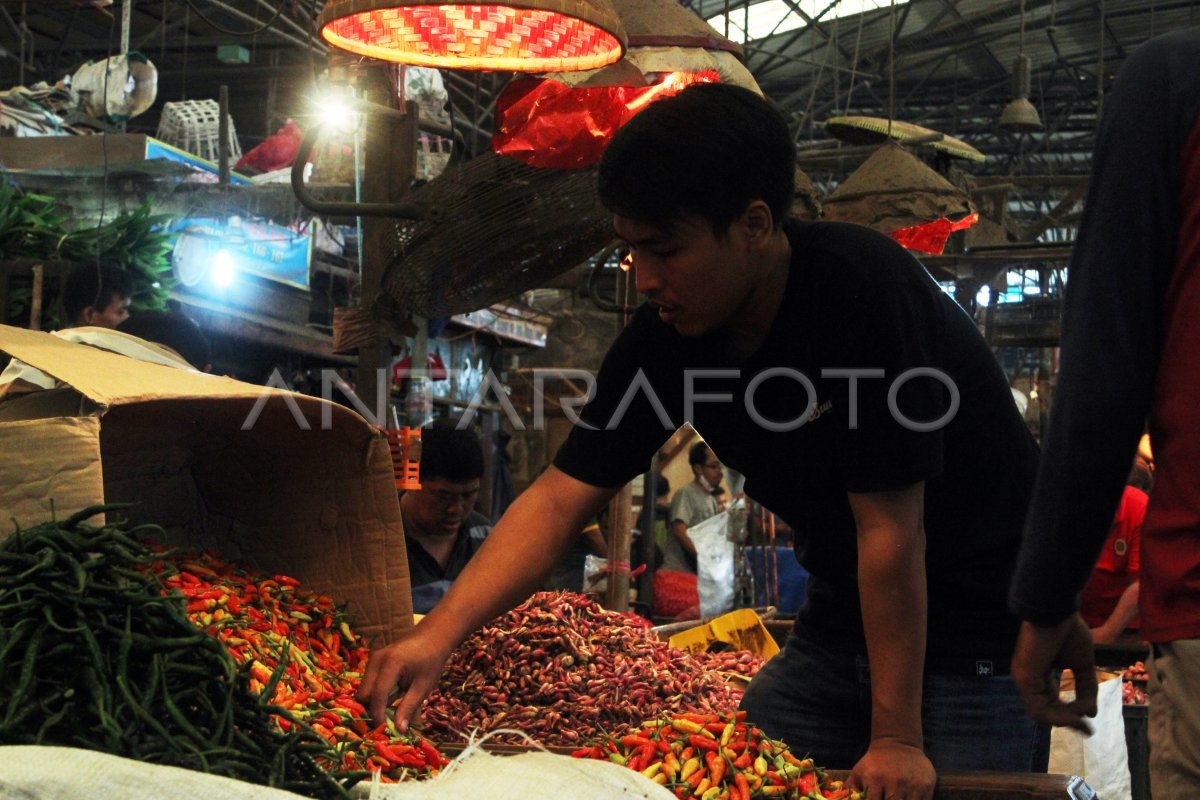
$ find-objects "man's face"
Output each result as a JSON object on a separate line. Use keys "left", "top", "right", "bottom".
{"left": 615, "top": 212, "right": 755, "bottom": 338}
{"left": 694, "top": 452, "right": 723, "bottom": 488}
{"left": 83, "top": 295, "right": 131, "bottom": 328}
{"left": 405, "top": 477, "right": 480, "bottom": 537}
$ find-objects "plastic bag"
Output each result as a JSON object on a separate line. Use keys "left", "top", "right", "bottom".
{"left": 1048, "top": 670, "right": 1132, "bottom": 800}
{"left": 360, "top": 733, "right": 674, "bottom": 800}
{"left": 0, "top": 746, "right": 305, "bottom": 799}
{"left": 687, "top": 510, "right": 735, "bottom": 619}
{"left": 583, "top": 553, "right": 608, "bottom": 595}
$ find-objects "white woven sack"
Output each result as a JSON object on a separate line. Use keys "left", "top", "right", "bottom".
{"left": 688, "top": 510, "right": 736, "bottom": 619}
{"left": 1048, "top": 674, "right": 1132, "bottom": 800}
{"left": 356, "top": 737, "right": 674, "bottom": 800}
{"left": 0, "top": 745, "right": 309, "bottom": 799}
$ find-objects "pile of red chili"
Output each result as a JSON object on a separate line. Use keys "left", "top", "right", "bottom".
{"left": 154, "top": 548, "right": 448, "bottom": 782}
{"left": 573, "top": 711, "right": 864, "bottom": 800}
{"left": 421, "top": 591, "right": 746, "bottom": 746}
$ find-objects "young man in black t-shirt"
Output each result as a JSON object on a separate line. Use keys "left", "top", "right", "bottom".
{"left": 357, "top": 83, "right": 1042, "bottom": 800}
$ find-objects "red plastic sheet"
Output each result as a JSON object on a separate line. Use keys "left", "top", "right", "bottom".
{"left": 889, "top": 212, "right": 979, "bottom": 255}
{"left": 492, "top": 70, "right": 721, "bottom": 169}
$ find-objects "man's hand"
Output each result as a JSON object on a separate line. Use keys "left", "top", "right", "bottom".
{"left": 356, "top": 626, "right": 453, "bottom": 729}
{"left": 1010, "top": 615, "right": 1097, "bottom": 734}
{"left": 849, "top": 739, "right": 936, "bottom": 800}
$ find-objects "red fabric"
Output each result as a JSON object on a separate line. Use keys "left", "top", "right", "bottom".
{"left": 392, "top": 352, "right": 448, "bottom": 385}
{"left": 888, "top": 213, "right": 979, "bottom": 255}
{"left": 652, "top": 569, "right": 699, "bottom": 620}
{"left": 235, "top": 120, "right": 304, "bottom": 173}
{"left": 1079, "top": 485, "right": 1147, "bottom": 629}
{"left": 1142, "top": 114, "right": 1200, "bottom": 642}
{"left": 492, "top": 71, "right": 720, "bottom": 170}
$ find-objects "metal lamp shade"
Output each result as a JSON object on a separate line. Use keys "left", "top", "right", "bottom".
{"left": 998, "top": 54, "right": 1042, "bottom": 131}
{"left": 822, "top": 142, "right": 976, "bottom": 233}
{"left": 318, "top": 0, "right": 627, "bottom": 72}
{"left": 998, "top": 95, "right": 1043, "bottom": 132}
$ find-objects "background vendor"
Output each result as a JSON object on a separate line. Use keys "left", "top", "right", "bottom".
{"left": 401, "top": 420, "right": 492, "bottom": 614}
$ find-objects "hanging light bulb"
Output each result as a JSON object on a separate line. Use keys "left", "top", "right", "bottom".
{"left": 317, "top": 0, "right": 627, "bottom": 72}
{"left": 999, "top": 54, "right": 1043, "bottom": 131}
{"left": 998, "top": 0, "right": 1042, "bottom": 132}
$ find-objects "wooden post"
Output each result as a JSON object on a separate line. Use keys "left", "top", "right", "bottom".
{"left": 358, "top": 66, "right": 417, "bottom": 423}
{"left": 638, "top": 469, "right": 658, "bottom": 612}
{"left": 28, "top": 263, "right": 42, "bottom": 330}
{"left": 605, "top": 482, "right": 633, "bottom": 612}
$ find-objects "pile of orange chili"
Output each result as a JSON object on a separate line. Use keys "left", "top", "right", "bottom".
{"left": 154, "top": 547, "right": 448, "bottom": 782}
{"left": 572, "top": 711, "right": 864, "bottom": 800}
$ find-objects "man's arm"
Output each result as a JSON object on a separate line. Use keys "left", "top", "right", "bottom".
{"left": 670, "top": 519, "right": 697, "bottom": 557}
{"left": 357, "top": 466, "right": 617, "bottom": 725}
{"left": 1090, "top": 581, "right": 1140, "bottom": 644}
{"left": 580, "top": 521, "right": 608, "bottom": 557}
{"left": 846, "top": 483, "right": 936, "bottom": 800}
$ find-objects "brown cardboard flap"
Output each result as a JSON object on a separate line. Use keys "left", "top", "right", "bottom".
{"left": 1, "top": 323, "right": 291, "bottom": 405}
{"left": 0, "top": 416, "right": 104, "bottom": 528}
{"left": 0, "top": 325, "right": 414, "bottom": 647}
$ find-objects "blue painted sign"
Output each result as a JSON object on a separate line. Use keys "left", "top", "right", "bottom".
{"left": 170, "top": 217, "right": 312, "bottom": 290}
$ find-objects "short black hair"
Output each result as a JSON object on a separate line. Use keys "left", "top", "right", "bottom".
{"left": 688, "top": 441, "right": 712, "bottom": 468}
{"left": 62, "top": 262, "right": 134, "bottom": 323}
{"left": 118, "top": 310, "right": 211, "bottom": 370}
{"left": 598, "top": 82, "right": 795, "bottom": 236}
{"left": 419, "top": 419, "right": 484, "bottom": 483}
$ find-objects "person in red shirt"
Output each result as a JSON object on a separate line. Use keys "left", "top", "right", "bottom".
{"left": 1079, "top": 483, "right": 1147, "bottom": 643}
{"left": 1081, "top": 439, "right": 1154, "bottom": 644}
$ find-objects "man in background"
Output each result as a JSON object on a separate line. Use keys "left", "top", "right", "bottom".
{"left": 118, "top": 310, "right": 212, "bottom": 372}
{"left": 401, "top": 420, "right": 492, "bottom": 614}
{"left": 664, "top": 441, "right": 723, "bottom": 573}
{"left": 62, "top": 263, "right": 132, "bottom": 329}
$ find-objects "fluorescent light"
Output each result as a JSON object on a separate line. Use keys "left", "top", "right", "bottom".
{"left": 212, "top": 250, "right": 235, "bottom": 288}
{"left": 707, "top": 0, "right": 907, "bottom": 44}
{"left": 975, "top": 285, "right": 991, "bottom": 308}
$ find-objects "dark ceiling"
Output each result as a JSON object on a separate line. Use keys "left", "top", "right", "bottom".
{"left": 1, "top": 1, "right": 1197, "bottom": 178}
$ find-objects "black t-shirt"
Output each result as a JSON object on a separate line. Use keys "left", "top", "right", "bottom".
{"left": 555, "top": 219, "right": 1039, "bottom": 665}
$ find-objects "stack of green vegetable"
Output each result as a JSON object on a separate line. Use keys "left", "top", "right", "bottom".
{"left": 0, "top": 173, "right": 174, "bottom": 324}
{"left": 0, "top": 506, "right": 355, "bottom": 799}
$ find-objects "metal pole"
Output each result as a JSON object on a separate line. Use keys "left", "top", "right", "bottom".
{"left": 218, "top": 85, "right": 230, "bottom": 185}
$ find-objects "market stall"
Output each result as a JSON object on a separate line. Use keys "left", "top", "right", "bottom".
{"left": 0, "top": 324, "right": 1101, "bottom": 800}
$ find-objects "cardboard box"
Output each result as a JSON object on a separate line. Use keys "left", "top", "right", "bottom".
{"left": 0, "top": 324, "right": 413, "bottom": 647}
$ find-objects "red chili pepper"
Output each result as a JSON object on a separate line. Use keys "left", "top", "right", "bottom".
{"left": 734, "top": 771, "right": 751, "bottom": 800}
{"left": 689, "top": 734, "right": 720, "bottom": 751}
{"left": 418, "top": 739, "right": 444, "bottom": 766}
{"left": 620, "top": 734, "right": 655, "bottom": 749}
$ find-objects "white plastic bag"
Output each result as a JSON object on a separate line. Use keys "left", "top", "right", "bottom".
{"left": 1048, "top": 671, "right": 1132, "bottom": 800}
{"left": 688, "top": 510, "right": 735, "bottom": 618}
{"left": 358, "top": 734, "right": 674, "bottom": 800}
{"left": 0, "top": 746, "right": 306, "bottom": 799}
{"left": 583, "top": 553, "right": 609, "bottom": 595}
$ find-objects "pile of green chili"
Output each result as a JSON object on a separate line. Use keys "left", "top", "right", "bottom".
{"left": 0, "top": 505, "right": 357, "bottom": 799}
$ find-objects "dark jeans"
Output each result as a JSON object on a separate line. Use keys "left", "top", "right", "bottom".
{"left": 739, "top": 627, "right": 1050, "bottom": 772}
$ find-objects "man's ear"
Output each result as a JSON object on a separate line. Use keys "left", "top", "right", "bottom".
{"left": 741, "top": 200, "right": 775, "bottom": 247}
